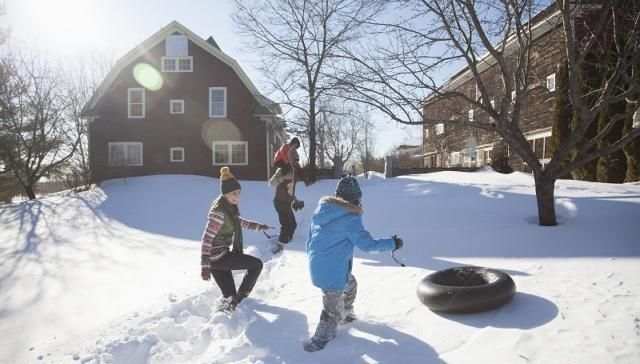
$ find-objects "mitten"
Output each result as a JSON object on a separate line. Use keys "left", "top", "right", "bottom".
{"left": 201, "top": 267, "right": 211, "bottom": 281}
{"left": 393, "top": 235, "right": 404, "bottom": 250}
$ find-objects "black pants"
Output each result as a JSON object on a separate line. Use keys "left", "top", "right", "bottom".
{"left": 210, "top": 252, "right": 263, "bottom": 299}
{"left": 274, "top": 199, "right": 297, "bottom": 244}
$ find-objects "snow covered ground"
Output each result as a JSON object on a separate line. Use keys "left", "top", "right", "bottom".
{"left": 1, "top": 170, "right": 639, "bottom": 364}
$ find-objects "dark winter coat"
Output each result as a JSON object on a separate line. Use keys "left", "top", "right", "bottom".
{"left": 306, "top": 196, "right": 395, "bottom": 291}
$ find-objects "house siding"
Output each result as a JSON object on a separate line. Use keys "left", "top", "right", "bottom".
{"left": 423, "top": 22, "right": 565, "bottom": 171}
{"left": 89, "top": 37, "right": 272, "bottom": 182}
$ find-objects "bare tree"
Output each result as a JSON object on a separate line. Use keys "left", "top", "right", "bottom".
{"left": 317, "top": 100, "right": 361, "bottom": 177}
{"left": 232, "top": 0, "right": 384, "bottom": 181}
{"left": 356, "top": 111, "right": 376, "bottom": 178}
{"left": 333, "top": 0, "right": 640, "bottom": 226}
{"left": 60, "top": 54, "right": 113, "bottom": 191}
{"left": 0, "top": 48, "right": 80, "bottom": 199}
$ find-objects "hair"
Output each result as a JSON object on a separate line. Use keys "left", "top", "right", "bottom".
{"left": 290, "top": 137, "right": 300, "bottom": 146}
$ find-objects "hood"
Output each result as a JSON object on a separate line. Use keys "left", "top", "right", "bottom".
{"left": 312, "top": 196, "right": 363, "bottom": 226}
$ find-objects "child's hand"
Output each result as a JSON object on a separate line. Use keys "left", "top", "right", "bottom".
{"left": 258, "top": 224, "right": 273, "bottom": 232}
{"left": 201, "top": 267, "right": 211, "bottom": 281}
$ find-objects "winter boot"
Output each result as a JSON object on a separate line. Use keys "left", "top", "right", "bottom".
{"left": 216, "top": 296, "right": 237, "bottom": 313}
{"left": 303, "top": 338, "right": 327, "bottom": 352}
{"left": 340, "top": 309, "right": 357, "bottom": 324}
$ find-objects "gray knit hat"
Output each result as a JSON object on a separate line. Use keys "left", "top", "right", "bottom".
{"left": 335, "top": 175, "right": 362, "bottom": 202}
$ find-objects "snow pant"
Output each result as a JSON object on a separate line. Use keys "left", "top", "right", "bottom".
{"left": 274, "top": 199, "right": 296, "bottom": 244}
{"left": 210, "top": 252, "right": 263, "bottom": 299}
{"left": 309, "top": 274, "right": 358, "bottom": 347}
{"left": 274, "top": 160, "right": 292, "bottom": 175}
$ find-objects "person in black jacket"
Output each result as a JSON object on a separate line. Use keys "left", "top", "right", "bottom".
{"left": 272, "top": 178, "right": 297, "bottom": 253}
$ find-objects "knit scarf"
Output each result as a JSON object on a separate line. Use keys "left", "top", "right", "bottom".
{"left": 214, "top": 195, "right": 243, "bottom": 253}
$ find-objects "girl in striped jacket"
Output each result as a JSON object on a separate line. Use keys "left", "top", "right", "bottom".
{"left": 200, "top": 167, "right": 270, "bottom": 312}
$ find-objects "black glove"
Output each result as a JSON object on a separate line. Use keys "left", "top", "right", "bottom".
{"left": 392, "top": 235, "right": 403, "bottom": 251}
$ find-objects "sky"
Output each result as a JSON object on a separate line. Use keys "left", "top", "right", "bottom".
{"left": 1, "top": 171, "right": 639, "bottom": 362}
{"left": 2, "top": 0, "right": 421, "bottom": 157}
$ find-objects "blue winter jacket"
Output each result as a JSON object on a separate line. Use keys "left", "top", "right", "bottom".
{"left": 306, "top": 196, "right": 396, "bottom": 291}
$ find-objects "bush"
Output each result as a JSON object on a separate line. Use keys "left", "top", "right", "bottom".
{"left": 490, "top": 142, "right": 513, "bottom": 174}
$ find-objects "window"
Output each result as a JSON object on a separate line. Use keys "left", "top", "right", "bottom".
{"left": 468, "top": 109, "right": 474, "bottom": 122}
{"left": 475, "top": 83, "right": 481, "bottom": 101}
{"left": 511, "top": 90, "right": 516, "bottom": 103}
{"left": 449, "top": 151, "right": 460, "bottom": 166}
{"left": 425, "top": 128, "right": 429, "bottom": 139}
{"left": 170, "top": 147, "right": 185, "bottom": 162}
{"left": 435, "top": 123, "right": 444, "bottom": 135}
{"left": 209, "top": 87, "right": 227, "bottom": 118}
{"left": 212, "top": 141, "right": 248, "bottom": 165}
{"left": 490, "top": 99, "right": 495, "bottom": 109}
{"left": 165, "top": 35, "right": 188, "bottom": 56}
{"left": 547, "top": 73, "right": 556, "bottom": 92}
{"left": 128, "top": 88, "right": 145, "bottom": 118}
{"left": 162, "top": 56, "right": 193, "bottom": 72}
{"left": 170, "top": 100, "right": 184, "bottom": 114}
{"left": 108, "top": 142, "right": 143, "bottom": 166}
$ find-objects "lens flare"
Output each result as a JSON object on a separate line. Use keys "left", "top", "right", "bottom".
{"left": 133, "top": 63, "right": 163, "bottom": 91}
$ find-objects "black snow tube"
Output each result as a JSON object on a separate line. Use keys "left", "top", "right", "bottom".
{"left": 417, "top": 267, "right": 515, "bottom": 313}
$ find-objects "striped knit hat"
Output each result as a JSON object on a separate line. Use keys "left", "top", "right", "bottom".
{"left": 335, "top": 175, "right": 362, "bottom": 202}
{"left": 220, "top": 166, "right": 241, "bottom": 194}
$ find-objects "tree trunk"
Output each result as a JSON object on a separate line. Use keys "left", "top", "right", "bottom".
{"left": 308, "top": 100, "right": 317, "bottom": 183}
{"left": 533, "top": 172, "right": 557, "bottom": 226}
{"left": 24, "top": 184, "right": 37, "bottom": 200}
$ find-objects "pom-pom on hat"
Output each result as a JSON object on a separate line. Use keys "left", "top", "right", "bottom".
{"left": 220, "top": 166, "right": 241, "bottom": 194}
{"left": 335, "top": 175, "right": 362, "bottom": 202}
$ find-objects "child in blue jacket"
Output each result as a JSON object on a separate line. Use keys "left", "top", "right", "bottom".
{"left": 304, "top": 175, "right": 404, "bottom": 352}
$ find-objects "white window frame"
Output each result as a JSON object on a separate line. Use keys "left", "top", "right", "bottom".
{"left": 511, "top": 90, "right": 516, "bottom": 103}
{"left": 526, "top": 129, "right": 552, "bottom": 163}
{"left": 209, "top": 87, "right": 227, "bottom": 118}
{"left": 170, "top": 99, "right": 184, "bottom": 114}
{"left": 108, "top": 142, "right": 143, "bottom": 166}
{"left": 127, "top": 88, "right": 145, "bottom": 119}
{"left": 425, "top": 128, "right": 429, "bottom": 139}
{"left": 547, "top": 73, "right": 556, "bottom": 92}
{"left": 161, "top": 56, "right": 193, "bottom": 72}
{"left": 170, "top": 147, "right": 185, "bottom": 162}
{"left": 475, "top": 83, "right": 481, "bottom": 101}
{"left": 435, "top": 123, "right": 444, "bottom": 135}
{"left": 468, "top": 109, "right": 474, "bottom": 122}
{"left": 212, "top": 141, "right": 248, "bottom": 166}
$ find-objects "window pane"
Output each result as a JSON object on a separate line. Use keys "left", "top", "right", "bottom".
{"left": 212, "top": 103, "right": 224, "bottom": 116}
{"left": 214, "top": 145, "right": 229, "bottom": 164}
{"left": 130, "top": 104, "right": 143, "bottom": 117}
{"left": 231, "top": 144, "right": 246, "bottom": 164}
{"left": 211, "top": 89, "right": 225, "bottom": 103}
{"left": 164, "top": 58, "right": 176, "bottom": 71}
{"left": 178, "top": 58, "right": 192, "bottom": 71}
{"left": 130, "top": 90, "right": 143, "bottom": 103}
{"left": 172, "top": 149, "right": 183, "bottom": 161}
{"left": 109, "top": 145, "right": 125, "bottom": 165}
{"left": 127, "top": 144, "right": 142, "bottom": 165}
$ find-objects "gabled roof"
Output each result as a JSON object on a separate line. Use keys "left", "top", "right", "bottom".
{"left": 82, "top": 21, "right": 281, "bottom": 116}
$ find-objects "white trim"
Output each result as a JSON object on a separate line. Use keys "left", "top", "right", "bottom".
{"left": 82, "top": 21, "right": 280, "bottom": 116}
{"left": 108, "top": 142, "right": 143, "bottom": 166}
{"left": 170, "top": 99, "right": 184, "bottom": 114}
{"left": 209, "top": 87, "right": 227, "bottom": 118}
{"left": 546, "top": 73, "right": 556, "bottom": 92}
{"left": 468, "top": 109, "right": 474, "bottom": 122}
{"left": 525, "top": 128, "right": 552, "bottom": 140}
{"left": 170, "top": 147, "right": 185, "bottom": 162}
{"left": 127, "top": 88, "right": 145, "bottom": 119}
{"left": 435, "top": 123, "right": 444, "bottom": 135}
{"left": 212, "top": 141, "right": 248, "bottom": 165}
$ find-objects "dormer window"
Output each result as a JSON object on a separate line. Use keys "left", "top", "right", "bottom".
{"left": 162, "top": 35, "right": 192, "bottom": 72}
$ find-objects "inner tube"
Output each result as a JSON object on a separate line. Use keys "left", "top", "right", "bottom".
{"left": 417, "top": 266, "right": 515, "bottom": 313}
